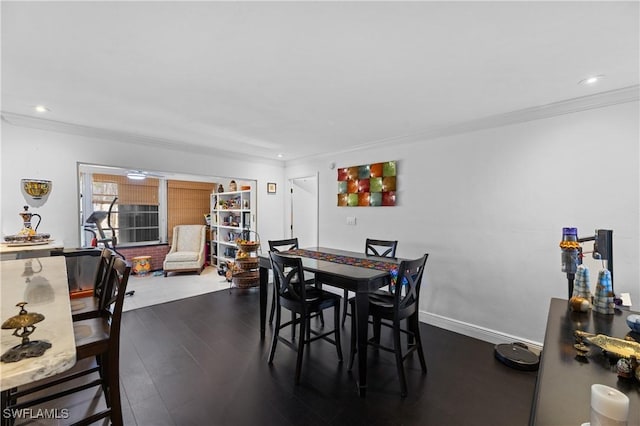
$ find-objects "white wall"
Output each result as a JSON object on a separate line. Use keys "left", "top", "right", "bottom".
{"left": 285, "top": 101, "right": 640, "bottom": 345}
{"left": 2, "top": 101, "right": 638, "bottom": 346}
{"left": 0, "top": 122, "right": 286, "bottom": 248}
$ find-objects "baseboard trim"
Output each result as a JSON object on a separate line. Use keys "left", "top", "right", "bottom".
{"left": 419, "top": 310, "right": 543, "bottom": 353}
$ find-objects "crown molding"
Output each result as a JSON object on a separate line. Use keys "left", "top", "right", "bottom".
{"left": 291, "top": 84, "right": 640, "bottom": 164}
{"left": 432, "top": 84, "right": 640, "bottom": 139}
{"left": 3, "top": 84, "right": 637, "bottom": 167}
{"left": 0, "top": 112, "right": 284, "bottom": 168}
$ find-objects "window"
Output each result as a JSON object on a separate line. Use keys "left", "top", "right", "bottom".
{"left": 78, "top": 164, "right": 249, "bottom": 249}
{"left": 90, "top": 174, "right": 160, "bottom": 246}
{"left": 117, "top": 204, "right": 160, "bottom": 243}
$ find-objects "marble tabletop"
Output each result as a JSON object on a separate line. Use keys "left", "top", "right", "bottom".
{"left": 0, "top": 241, "right": 64, "bottom": 262}
{"left": 0, "top": 256, "right": 76, "bottom": 391}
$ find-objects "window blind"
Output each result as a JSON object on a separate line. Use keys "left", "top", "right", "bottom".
{"left": 92, "top": 174, "right": 159, "bottom": 205}
{"left": 167, "top": 180, "right": 215, "bottom": 241}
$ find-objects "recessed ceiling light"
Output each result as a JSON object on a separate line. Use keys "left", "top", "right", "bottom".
{"left": 277, "top": 154, "right": 284, "bottom": 158}
{"left": 33, "top": 105, "right": 50, "bottom": 113}
{"left": 579, "top": 75, "right": 605, "bottom": 86}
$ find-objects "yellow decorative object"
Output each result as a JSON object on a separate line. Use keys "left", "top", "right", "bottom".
{"left": 18, "top": 227, "right": 36, "bottom": 237}
{"left": 569, "top": 296, "right": 590, "bottom": 312}
{"left": 235, "top": 238, "right": 260, "bottom": 251}
{"left": 3, "top": 206, "right": 51, "bottom": 243}
{"left": 132, "top": 256, "right": 151, "bottom": 276}
{"left": 575, "top": 330, "right": 640, "bottom": 359}
{"left": 1, "top": 302, "right": 51, "bottom": 363}
{"left": 22, "top": 179, "right": 52, "bottom": 200}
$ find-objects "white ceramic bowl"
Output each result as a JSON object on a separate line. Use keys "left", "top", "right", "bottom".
{"left": 626, "top": 314, "right": 640, "bottom": 333}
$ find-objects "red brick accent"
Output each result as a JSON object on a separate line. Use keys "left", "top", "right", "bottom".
{"left": 117, "top": 244, "right": 170, "bottom": 272}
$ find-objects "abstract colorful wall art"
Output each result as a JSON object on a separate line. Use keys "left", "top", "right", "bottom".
{"left": 337, "top": 161, "right": 396, "bottom": 207}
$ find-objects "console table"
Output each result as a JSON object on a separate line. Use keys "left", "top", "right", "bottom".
{"left": 529, "top": 298, "right": 639, "bottom": 425}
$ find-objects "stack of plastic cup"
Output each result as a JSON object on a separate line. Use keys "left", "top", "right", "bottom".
{"left": 593, "top": 269, "right": 614, "bottom": 315}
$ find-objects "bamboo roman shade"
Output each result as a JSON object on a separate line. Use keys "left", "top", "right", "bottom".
{"left": 92, "top": 174, "right": 159, "bottom": 205}
{"left": 167, "top": 180, "right": 215, "bottom": 241}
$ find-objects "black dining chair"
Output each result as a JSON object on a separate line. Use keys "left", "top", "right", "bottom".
{"left": 268, "top": 238, "right": 302, "bottom": 324}
{"left": 268, "top": 252, "right": 343, "bottom": 384}
{"left": 348, "top": 253, "right": 428, "bottom": 397}
{"left": 341, "top": 239, "right": 398, "bottom": 326}
{"left": 71, "top": 248, "right": 115, "bottom": 321}
{"left": 5, "top": 257, "right": 132, "bottom": 425}
{"left": 268, "top": 238, "right": 322, "bottom": 332}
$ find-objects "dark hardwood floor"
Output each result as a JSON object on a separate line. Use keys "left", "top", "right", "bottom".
{"left": 9, "top": 288, "right": 538, "bottom": 425}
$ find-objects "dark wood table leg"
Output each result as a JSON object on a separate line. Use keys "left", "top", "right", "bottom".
{"left": 355, "top": 289, "right": 369, "bottom": 397}
{"left": 259, "top": 265, "right": 269, "bottom": 339}
{"left": 1, "top": 389, "right": 15, "bottom": 426}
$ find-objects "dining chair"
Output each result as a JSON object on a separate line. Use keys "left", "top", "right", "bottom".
{"left": 341, "top": 239, "right": 398, "bottom": 326}
{"left": 348, "top": 253, "right": 428, "bottom": 397}
{"left": 6, "top": 257, "right": 132, "bottom": 425}
{"left": 71, "top": 247, "right": 115, "bottom": 321}
{"left": 268, "top": 252, "right": 343, "bottom": 384}
{"left": 268, "top": 238, "right": 321, "bottom": 331}
{"left": 268, "top": 238, "right": 300, "bottom": 324}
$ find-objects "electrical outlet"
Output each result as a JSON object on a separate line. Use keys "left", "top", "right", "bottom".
{"left": 346, "top": 216, "right": 357, "bottom": 225}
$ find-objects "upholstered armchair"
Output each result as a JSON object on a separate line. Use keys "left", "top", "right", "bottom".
{"left": 163, "top": 225, "right": 206, "bottom": 277}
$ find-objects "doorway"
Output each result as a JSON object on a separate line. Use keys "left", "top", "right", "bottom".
{"left": 289, "top": 174, "right": 318, "bottom": 247}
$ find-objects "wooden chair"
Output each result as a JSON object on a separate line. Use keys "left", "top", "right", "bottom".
{"left": 267, "top": 238, "right": 322, "bottom": 330}
{"left": 5, "top": 257, "right": 132, "bottom": 425}
{"left": 268, "top": 252, "right": 342, "bottom": 384}
{"left": 268, "top": 238, "right": 301, "bottom": 324}
{"left": 348, "top": 253, "right": 428, "bottom": 397}
{"left": 71, "top": 248, "right": 115, "bottom": 321}
{"left": 268, "top": 238, "right": 300, "bottom": 253}
{"left": 341, "top": 239, "right": 398, "bottom": 326}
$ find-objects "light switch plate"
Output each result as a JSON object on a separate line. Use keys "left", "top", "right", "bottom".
{"left": 346, "top": 216, "right": 357, "bottom": 225}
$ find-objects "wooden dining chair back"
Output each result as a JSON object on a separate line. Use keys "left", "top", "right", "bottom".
{"left": 7, "top": 257, "right": 132, "bottom": 425}
{"left": 385, "top": 254, "right": 427, "bottom": 318}
{"left": 93, "top": 248, "right": 114, "bottom": 302}
{"left": 268, "top": 238, "right": 300, "bottom": 253}
{"left": 267, "top": 238, "right": 320, "bottom": 327}
{"left": 341, "top": 239, "right": 399, "bottom": 326}
{"left": 97, "top": 256, "right": 131, "bottom": 344}
{"left": 268, "top": 252, "right": 342, "bottom": 384}
{"left": 348, "top": 253, "right": 429, "bottom": 397}
{"left": 71, "top": 248, "right": 115, "bottom": 321}
{"left": 365, "top": 239, "right": 398, "bottom": 258}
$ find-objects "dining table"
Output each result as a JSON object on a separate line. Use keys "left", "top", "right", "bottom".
{"left": 258, "top": 246, "right": 406, "bottom": 397}
{"left": 0, "top": 256, "right": 77, "bottom": 392}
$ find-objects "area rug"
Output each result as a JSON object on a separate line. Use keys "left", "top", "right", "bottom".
{"left": 122, "top": 266, "right": 231, "bottom": 311}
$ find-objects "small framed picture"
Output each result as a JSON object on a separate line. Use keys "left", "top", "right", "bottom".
{"left": 267, "top": 182, "right": 277, "bottom": 194}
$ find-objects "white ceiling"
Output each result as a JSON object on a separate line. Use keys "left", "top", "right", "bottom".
{"left": 2, "top": 1, "right": 639, "bottom": 162}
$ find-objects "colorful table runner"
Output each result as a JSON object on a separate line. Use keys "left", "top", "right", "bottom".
{"left": 287, "top": 248, "right": 402, "bottom": 286}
